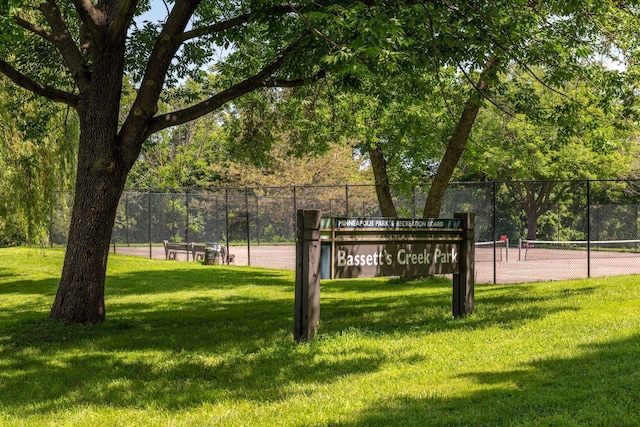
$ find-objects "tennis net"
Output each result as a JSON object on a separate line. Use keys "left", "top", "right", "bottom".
{"left": 519, "top": 239, "right": 640, "bottom": 261}
{"left": 475, "top": 239, "right": 509, "bottom": 262}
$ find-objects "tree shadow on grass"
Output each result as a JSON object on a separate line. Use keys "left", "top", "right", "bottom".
{"left": 319, "top": 278, "right": 593, "bottom": 336}
{"left": 0, "top": 278, "right": 59, "bottom": 327}
{"left": 0, "top": 267, "right": 24, "bottom": 282}
{"left": 106, "top": 265, "right": 296, "bottom": 295}
{"left": 1, "top": 267, "right": 386, "bottom": 415}
{"left": 0, "top": 266, "right": 600, "bottom": 418}
{"left": 335, "top": 333, "right": 640, "bottom": 426}
{"left": 0, "top": 277, "right": 59, "bottom": 295}
{"left": 0, "top": 331, "right": 389, "bottom": 416}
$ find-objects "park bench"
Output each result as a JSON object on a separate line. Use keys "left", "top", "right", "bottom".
{"left": 163, "top": 240, "right": 194, "bottom": 261}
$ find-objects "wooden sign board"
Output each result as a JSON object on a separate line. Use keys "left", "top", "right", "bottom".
{"left": 320, "top": 216, "right": 466, "bottom": 279}
{"left": 295, "top": 211, "right": 475, "bottom": 342}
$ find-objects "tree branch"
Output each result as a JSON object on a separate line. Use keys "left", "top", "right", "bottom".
{"left": 119, "top": 0, "right": 203, "bottom": 148}
{"left": 177, "top": 4, "right": 297, "bottom": 44}
{"left": 109, "top": 0, "right": 140, "bottom": 44}
{"left": 287, "top": 2, "right": 339, "bottom": 49}
{"left": 71, "top": 0, "right": 107, "bottom": 30}
{"left": 0, "top": 58, "right": 78, "bottom": 108}
{"left": 37, "top": 0, "right": 91, "bottom": 89}
{"left": 513, "top": 181, "right": 527, "bottom": 207}
{"left": 146, "top": 42, "right": 315, "bottom": 135}
{"left": 535, "top": 181, "right": 555, "bottom": 215}
{"left": 453, "top": 57, "right": 513, "bottom": 118}
{"left": 423, "top": 58, "right": 498, "bottom": 218}
{"left": 421, "top": 3, "right": 455, "bottom": 119}
{"left": 177, "top": 12, "right": 252, "bottom": 44}
{"left": 13, "top": 14, "right": 53, "bottom": 42}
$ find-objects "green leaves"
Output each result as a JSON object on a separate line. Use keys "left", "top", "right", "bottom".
{"left": 0, "top": 0, "right": 24, "bottom": 43}
{"left": 0, "top": 80, "right": 78, "bottom": 245}
{"left": 463, "top": 66, "right": 637, "bottom": 183}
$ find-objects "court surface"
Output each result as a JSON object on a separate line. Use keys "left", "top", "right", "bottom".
{"left": 112, "top": 244, "right": 640, "bottom": 284}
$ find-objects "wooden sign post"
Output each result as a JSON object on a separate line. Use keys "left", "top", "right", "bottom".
{"left": 294, "top": 210, "right": 321, "bottom": 342}
{"left": 453, "top": 212, "right": 475, "bottom": 317}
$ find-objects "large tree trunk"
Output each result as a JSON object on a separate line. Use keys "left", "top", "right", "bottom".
{"left": 367, "top": 141, "right": 397, "bottom": 217}
{"left": 422, "top": 98, "right": 483, "bottom": 218}
{"left": 49, "top": 46, "right": 134, "bottom": 324}
{"left": 525, "top": 211, "right": 540, "bottom": 240}
{"left": 49, "top": 157, "right": 127, "bottom": 323}
{"left": 514, "top": 181, "right": 560, "bottom": 241}
{"left": 423, "top": 59, "right": 497, "bottom": 218}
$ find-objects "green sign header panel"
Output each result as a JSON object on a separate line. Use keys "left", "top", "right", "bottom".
{"left": 332, "top": 217, "right": 462, "bottom": 230}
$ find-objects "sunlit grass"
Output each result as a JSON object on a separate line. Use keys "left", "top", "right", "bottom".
{"left": 0, "top": 247, "right": 639, "bottom": 426}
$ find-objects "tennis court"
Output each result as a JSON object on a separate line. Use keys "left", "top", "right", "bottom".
{"left": 474, "top": 242, "right": 640, "bottom": 283}
{"left": 113, "top": 239, "right": 640, "bottom": 284}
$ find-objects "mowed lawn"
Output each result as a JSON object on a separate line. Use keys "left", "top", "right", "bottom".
{"left": 0, "top": 247, "right": 639, "bottom": 426}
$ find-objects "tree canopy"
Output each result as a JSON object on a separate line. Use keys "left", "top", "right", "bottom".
{"left": 459, "top": 68, "right": 639, "bottom": 238}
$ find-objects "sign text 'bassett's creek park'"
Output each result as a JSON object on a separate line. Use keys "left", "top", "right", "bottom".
{"left": 336, "top": 246, "right": 458, "bottom": 267}
{"left": 321, "top": 217, "right": 464, "bottom": 279}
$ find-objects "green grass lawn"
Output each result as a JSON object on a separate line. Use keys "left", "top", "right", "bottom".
{"left": 0, "top": 247, "right": 639, "bottom": 426}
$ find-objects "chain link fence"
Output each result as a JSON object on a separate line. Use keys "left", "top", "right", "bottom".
{"left": 50, "top": 180, "right": 640, "bottom": 283}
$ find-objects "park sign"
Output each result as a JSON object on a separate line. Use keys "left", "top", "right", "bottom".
{"left": 295, "top": 210, "right": 475, "bottom": 342}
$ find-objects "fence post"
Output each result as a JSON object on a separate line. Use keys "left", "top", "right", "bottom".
{"left": 256, "top": 196, "right": 260, "bottom": 246}
{"left": 294, "top": 209, "right": 321, "bottom": 342}
{"left": 345, "top": 185, "right": 349, "bottom": 216}
{"left": 587, "top": 180, "right": 591, "bottom": 278}
{"left": 125, "top": 192, "right": 130, "bottom": 247}
{"left": 245, "top": 187, "right": 251, "bottom": 266}
{"left": 492, "top": 181, "right": 497, "bottom": 285}
{"left": 171, "top": 193, "right": 177, "bottom": 244}
{"left": 185, "top": 190, "right": 190, "bottom": 261}
{"left": 413, "top": 187, "right": 417, "bottom": 218}
{"left": 215, "top": 194, "right": 219, "bottom": 241}
{"left": 292, "top": 186, "right": 298, "bottom": 243}
{"left": 49, "top": 195, "right": 54, "bottom": 248}
{"left": 148, "top": 193, "right": 152, "bottom": 259}
{"left": 634, "top": 203, "right": 638, "bottom": 252}
{"left": 225, "top": 189, "right": 230, "bottom": 264}
{"left": 293, "top": 186, "right": 297, "bottom": 213}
